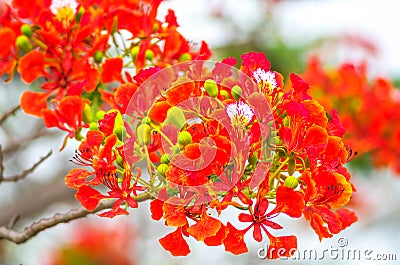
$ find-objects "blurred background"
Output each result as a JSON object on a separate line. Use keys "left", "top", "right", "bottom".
{"left": 1, "top": 0, "right": 400, "bottom": 264}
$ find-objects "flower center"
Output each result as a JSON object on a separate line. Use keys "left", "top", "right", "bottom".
{"left": 50, "top": 0, "right": 78, "bottom": 25}
{"left": 253, "top": 68, "right": 277, "bottom": 95}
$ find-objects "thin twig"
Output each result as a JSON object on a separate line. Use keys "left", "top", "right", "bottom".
{"left": 0, "top": 145, "right": 3, "bottom": 180}
{"left": 0, "top": 105, "right": 20, "bottom": 126}
{"left": 0, "top": 193, "right": 151, "bottom": 244}
{"left": 0, "top": 150, "right": 52, "bottom": 183}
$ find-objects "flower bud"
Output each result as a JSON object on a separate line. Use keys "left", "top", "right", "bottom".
{"left": 93, "top": 51, "right": 103, "bottom": 64}
{"left": 20, "top": 24, "right": 32, "bottom": 38}
{"left": 114, "top": 125, "right": 126, "bottom": 141}
{"left": 160, "top": 154, "right": 170, "bottom": 164}
{"left": 89, "top": 122, "right": 98, "bottom": 130}
{"left": 179, "top": 53, "right": 192, "bottom": 62}
{"left": 141, "top": 117, "right": 152, "bottom": 125}
{"left": 220, "top": 90, "right": 230, "bottom": 100}
{"left": 248, "top": 152, "right": 258, "bottom": 165}
{"left": 178, "top": 131, "right": 192, "bottom": 147}
{"left": 145, "top": 49, "right": 154, "bottom": 61}
{"left": 82, "top": 103, "right": 93, "bottom": 123}
{"left": 130, "top": 46, "right": 139, "bottom": 60}
{"left": 157, "top": 164, "right": 169, "bottom": 177}
{"left": 288, "top": 157, "right": 296, "bottom": 176}
{"left": 165, "top": 106, "right": 186, "bottom": 129}
{"left": 137, "top": 124, "right": 151, "bottom": 145}
{"left": 16, "top": 35, "right": 32, "bottom": 53}
{"left": 75, "top": 6, "right": 85, "bottom": 23}
{"left": 116, "top": 155, "right": 124, "bottom": 168}
{"left": 284, "top": 175, "right": 298, "bottom": 189}
{"left": 204, "top": 79, "right": 218, "bottom": 98}
{"left": 231, "top": 85, "right": 242, "bottom": 100}
{"left": 95, "top": 110, "right": 106, "bottom": 120}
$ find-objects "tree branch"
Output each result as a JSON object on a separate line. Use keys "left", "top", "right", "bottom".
{"left": 0, "top": 193, "right": 151, "bottom": 244}
{"left": 0, "top": 105, "right": 20, "bottom": 126}
{"left": 0, "top": 150, "right": 52, "bottom": 183}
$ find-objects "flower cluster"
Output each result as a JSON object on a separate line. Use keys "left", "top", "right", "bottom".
{"left": 1, "top": 0, "right": 357, "bottom": 259}
{"left": 302, "top": 56, "right": 400, "bottom": 174}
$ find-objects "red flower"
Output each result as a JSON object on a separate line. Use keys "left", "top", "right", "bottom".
{"left": 43, "top": 96, "right": 89, "bottom": 138}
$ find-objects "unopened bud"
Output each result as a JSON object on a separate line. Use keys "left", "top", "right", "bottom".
{"left": 89, "top": 122, "right": 98, "bottom": 130}
{"left": 284, "top": 175, "right": 298, "bottom": 189}
{"left": 157, "top": 163, "right": 169, "bottom": 177}
{"left": 145, "top": 49, "right": 154, "bottom": 61}
{"left": 220, "top": 90, "right": 230, "bottom": 100}
{"left": 160, "top": 154, "right": 170, "bottom": 164}
{"left": 75, "top": 6, "right": 85, "bottom": 23}
{"left": 179, "top": 53, "right": 192, "bottom": 62}
{"left": 248, "top": 152, "right": 258, "bottom": 165}
{"left": 165, "top": 106, "right": 186, "bottom": 129}
{"left": 137, "top": 124, "right": 151, "bottom": 145}
{"left": 21, "top": 24, "right": 32, "bottom": 38}
{"left": 231, "top": 85, "right": 242, "bottom": 100}
{"left": 82, "top": 104, "right": 93, "bottom": 123}
{"left": 204, "top": 79, "right": 218, "bottom": 98}
{"left": 178, "top": 131, "right": 192, "bottom": 147}
{"left": 114, "top": 125, "right": 126, "bottom": 141}
{"left": 95, "top": 110, "right": 106, "bottom": 120}
{"left": 93, "top": 51, "right": 103, "bottom": 64}
{"left": 288, "top": 157, "right": 296, "bottom": 176}
{"left": 130, "top": 46, "right": 139, "bottom": 60}
{"left": 141, "top": 117, "right": 152, "bottom": 125}
{"left": 16, "top": 35, "right": 32, "bottom": 53}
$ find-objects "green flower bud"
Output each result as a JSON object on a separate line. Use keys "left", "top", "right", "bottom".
{"left": 114, "top": 125, "right": 126, "bottom": 141}
{"left": 178, "top": 131, "right": 192, "bottom": 147}
{"left": 137, "top": 124, "right": 151, "bottom": 145}
{"left": 95, "top": 110, "right": 106, "bottom": 120}
{"left": 284, "top": 175, "right": 298, "bottom": 189}
{"left": 141, "top": 117, "right": 152, "bottom": 125}
{"left": 93, "top": 51, "right": 104, "bottom": 64}
{"left": 16, "top": 35, "right": 32, "bottom": 53}
{"left": 145, "top": 49, "right": 154, "bottom": 61}
{"left": 160, "top": 154, "right": 170, "bottom": 164}
{"left": 220, "top": 90, "right": 230, "bottom": 100}
{"left": 204, "top": 79, "right": 218, "bottom": 98}
{"left": 116, "top": 155, "right": 124, "bottom": 168}
{"left": 165, "top": 106, "right": 186, "bottom": 129}
{"left": 130, "top": 46, "right": 139, "bottom": 60}
{"left": 82, "top": 104, "right": 93, "bottom": 123}
{"left": 75, "top": 6, "right": 85, "bottom": 23}
{"left": 20, "top": 24, "right": 32, "bottom": 38}
{"left": 288, "top": 157, "right": 296, "bottom": 176}
{"left": 231, "top": 85, "right": 242, "bottom": 100}
{"left": 179, "top": 53, "right": 192, "bottom": 62}
{"left": 248, "top": 152, "right": 258, "bottom": 165}
{"left": 157, "top": 163, "right": 169, "bottom": 177}
{"left": 89, "top": 122, "right": 98, "bottom": 130}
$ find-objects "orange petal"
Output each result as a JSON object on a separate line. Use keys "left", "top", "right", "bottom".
{"left": 187, "top": 212, "right": 221, "bottom": 241}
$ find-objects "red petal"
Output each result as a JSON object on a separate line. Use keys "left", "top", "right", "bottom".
{"left": 17, "top": 50, "right": 46, "bottom": 83}
{"left": 162, "top": 197, "right": 188, "bottom": 227}
{"left": 101, "top": 58, "right": 123, "bottom": 83}
{"left": 204, "top": 224, "right": 227, "bottom": 246}
{"left": 150, "top": 199, "right": 164, "bottom": 221}
{"left": 267, "top": 235, "right": 297, "bottom": 259}
{"left": 159, "top": 228, "right": 190, "bottom": 256}
{"left": 269, "top": 186, "right": 305, "bottom": 218}
{"left": 20, "top": 91, "right": 50, "bottom": 117}
{"left": 223, "top": 222, "right": 248, "bottom": 255}
{"left": 98, "top": 207, "right": 129, "bottom": 218}
{"left": 148, "top": 101, "right": 171, "bottom": 123}
{"left": 75, "top": 185, "right": 105, "bottom": 210}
